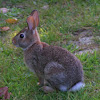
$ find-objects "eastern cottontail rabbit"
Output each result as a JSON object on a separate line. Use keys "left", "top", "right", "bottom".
{"left": 12, "top": 10, "right": 85, "bottom": 93}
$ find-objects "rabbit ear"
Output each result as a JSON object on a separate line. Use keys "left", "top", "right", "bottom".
{"left": 27, "top": 10, "right": 39, "bottom": 30}
{"left": 31, "top": 10, "right": 39, "bottom": 27}
{"left": 27, "top": 16, "right": 36, "bottom": 30}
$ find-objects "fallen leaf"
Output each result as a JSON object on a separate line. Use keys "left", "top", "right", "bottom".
{"left": 0, "top": 87, "right": 11, "bottom": 99}
{"left": 0, "top": 27, "right": 10, "bottom": 31}
{"left": 0, "top": 8, "right": 9, "bottom": 13}
{"left": 6, "top": 18, "right": 18, "bottom": 24}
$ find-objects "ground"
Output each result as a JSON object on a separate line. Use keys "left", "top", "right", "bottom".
{"left": 0, "top": 0, "right": 100, "bottom": 100}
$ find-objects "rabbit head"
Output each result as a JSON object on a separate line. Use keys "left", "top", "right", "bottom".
{"left": 12, "top": 10, "right": 40, "bottom": 50}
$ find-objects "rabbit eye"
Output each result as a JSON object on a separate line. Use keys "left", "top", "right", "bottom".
{"left": 20, "top": 34, "right": 24, "bottom": 38}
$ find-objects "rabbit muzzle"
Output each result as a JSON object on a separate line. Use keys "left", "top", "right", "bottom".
{"left": 12, "top": 37, "right": 19, "bottom": 47}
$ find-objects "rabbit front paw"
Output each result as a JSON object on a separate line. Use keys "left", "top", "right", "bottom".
{"left": 39, "top": 86, "right": 55, "bottom": 93}
{"left": 37, "top": 77, "right": 44, "bottom": 86}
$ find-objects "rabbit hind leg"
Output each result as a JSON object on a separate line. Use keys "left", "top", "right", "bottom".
{"left": 44, "top": 62, "right": 67, "bottom": 91}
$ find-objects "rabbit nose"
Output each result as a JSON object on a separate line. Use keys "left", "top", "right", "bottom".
{"left": 12, "top": 38, "right": 16, "bottom": 45}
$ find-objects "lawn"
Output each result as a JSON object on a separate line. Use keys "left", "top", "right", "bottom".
{"left": 0, "top": 0, "right": 100, "bottom": 100}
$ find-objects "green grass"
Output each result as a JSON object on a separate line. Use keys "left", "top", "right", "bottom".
{"left": 0, "top": 0, "right": 100, "bottom": 100}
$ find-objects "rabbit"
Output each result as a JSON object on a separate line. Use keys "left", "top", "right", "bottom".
{"left": 12, "top": 10, "right": 85, "bottom": 93}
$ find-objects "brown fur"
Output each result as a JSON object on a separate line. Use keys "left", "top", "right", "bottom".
{"left": 12, "top": 10, "right": 85, "bottom": 92}
{"left": 24, "top": 43, "right": 84, "bottom": 89}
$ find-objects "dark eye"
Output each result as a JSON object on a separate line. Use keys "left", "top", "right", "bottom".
{"left": 20, "top": 34, "right": 24, "bottom": 38}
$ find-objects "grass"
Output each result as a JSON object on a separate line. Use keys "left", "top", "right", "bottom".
{"left": 0, "top": 0, "right": 100, "bottom": 100}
